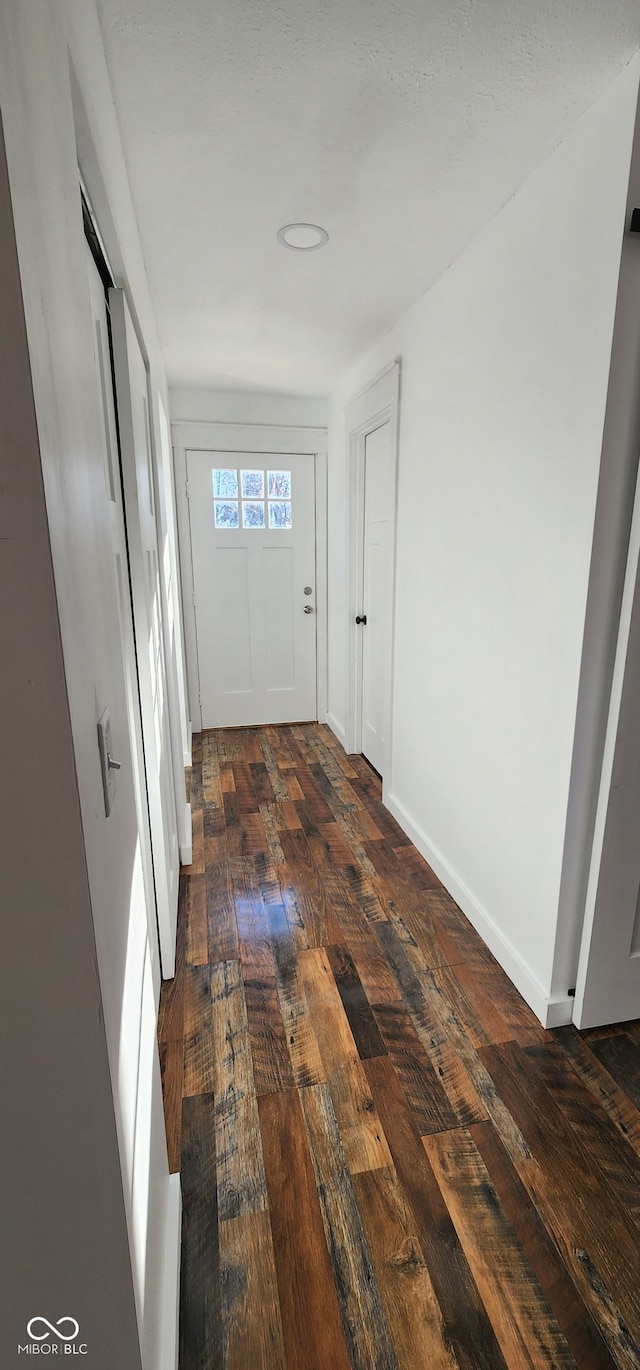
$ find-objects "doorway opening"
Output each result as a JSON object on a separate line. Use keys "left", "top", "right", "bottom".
{"left": 345, "top": 363, "right": 400, "bottom": 794}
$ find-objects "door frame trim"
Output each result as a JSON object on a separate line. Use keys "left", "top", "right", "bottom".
{"left": 345, "top": 362, "right": 401, "bottom": 797}
{"left": 172, "top": 421, "right": 328, "bottom": 731}
{"left": 573, "top": 442, "right": 640, "bottom": 1027}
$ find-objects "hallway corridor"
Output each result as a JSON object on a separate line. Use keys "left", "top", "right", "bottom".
{"left": 159, "top": 724, "right": 640, "bottom": 1369}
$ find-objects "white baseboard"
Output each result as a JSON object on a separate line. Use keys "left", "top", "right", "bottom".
{"left": 183, "top": 721, "right": 193, "bottom": 769}
{"left": 386, "top": 791, "right": 573, "bottom": 1029}
{"left": 179, "top": 802, "right": 192, "bottom": 867}
{"left": 327, "top": 711, "right": 347, "bottom": 746}
{"left": 160, "top": 1172, "right": 182, "bottom": 1370}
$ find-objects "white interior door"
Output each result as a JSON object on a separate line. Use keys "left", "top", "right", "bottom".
{"left": 361, "top": 423, "right": 392, "bottom": 774}
{"left": 187, "top": 449, "right": 317, "bottom": 727}
{"left": 109, "top": 288, "right": 180, "bottom": 977}
{"left": 574, "top": 465, "right": 640, "bottom": 1028}
{"left": 85, "top": 248, "right": 157, "bottom": 963}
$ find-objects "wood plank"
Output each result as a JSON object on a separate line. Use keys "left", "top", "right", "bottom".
{"left": 472, "top": 1120, "right": 616, "bottom": 1370}
{"left": 383, "top": 932, "right": 529, "bottom": 1157}
{"left": 214, "top": 727, "right": 242, "bottom": 762}
{"left": 220, "top": 763, "right": 236, "bottom": 793}
{"left": 292, "top": 767, "right": 336, "bottom": 825}
{"left": 367, "top": 864, "right": 453, "bottom": 971}
{"left": 271, "top": 926, "right": 326, "bottom": 1090}
{"left": 373, "top": 920, "right": 489, "bottom": 1131}
{"left": 257, "top": 804, "right": 286, "bottom": 866}
{"left": 185, "top": 870, "right": 208, "bottom": 967}
{"left": 258, "top": 1089, "right": 351, "bottom": 1370}
{"left": 306, "top": 820, "right": 355, "bottom": 869}
{"left": 326, "top": 943, "right": 387, "bottom": 1061}
{"left": 550, "top": 1026, "right": 640, "bottom": 1156}
{"left": 218, "top": 1210, "right": 286, "bottom": 1370}
{"left": 346, "top": 927, "right": 405, "bottom": 1007}
{"left": 179, "top": 1093, "right": 222, "bottom": 1370}
{"left": 319, "top": 736, "right": 359, "bottom": 779}
{"left": 239, "top": 811, "right": 268, "bottom": 857}
{"left": 354, "top": 806, "right": 385, "bottom": 842}
{"left": 449, "top": 956, "right": 542, "bottom": 1044}
{"left": 231, "top": 854, "right": 275, "bottom": 983}
{"left": 205, "top": 830, "right": 239, "bottom": 964}
{"left": 590, "top": 1032, "right": 640, "bottom": 1117}
{"left": 202, "top": 794, "right": 226, "bottom": 839}
{"left": 278, "top": 828, "right": 344, "bottom": 946}
{"left": 256, "top": 734, "right": 290, "bottom": 800}
{"left": 372, "top": 999, "right": 458, "bottom": 1136}
{"left": 480, "top": 1040, "right": 640, "bottom": 1366}
{"left": 364, "top": 1054, "right": 508, "bottom": 1370}
{"left": 223, "top": 789, "right": 245, "bottom": 859}
{"left": 264, "top": 725, "right": 297, "bottom": 767}
{"left": 276, "top": 880, "right": 311, "bottom": 952}
{"left": 304, "top": 849, "right": 375, "bottom": 945}
{"left": 340, "top": 862, "right": 389, "bottom": 928}
{"left": 299, "top": 946, "right": 393, "bottom": 1174}
{"left": 273, "top": 799, "right": 303, "bottom": 831}
{"left": 331, "top": 814, "right": 378, "bottom": 876}
{"left": 249, "top": 760, "right": 275, "bottom": 805}
{"left": 183, "top": 965, "right": 214, "bottom": 1097}
{"left": 243, "top": 975, "right": 295, "bottom": 1097}
{"left": 363, "top": 834, "right": 414, "bottom": 884}
{"left": 236, "top": 728, "right": 264, "bottom": 764}
{"left": 188, "top": 759, "right": 203, "bottom": 810}
{"left": 210, "top": 959, "right": 268, "bottom": 1221}
{"left": 520, "top": 1038, "right": 640, "bottom": 1222}
{"left": 418, "top": 887, "right": 496, "bottom": 969}
{"left": 394, "top": 843, "right": 442, "bottom": 889}
{"left": 360, "top": 796, "right": 412, "bottom": 849}
{"left": 201, "top": 733, "right": 221, "bottom": 805}
{"left": 425, "top": 1127, "right": 575, "bottom": 1368}
{"left": 299, "top": 1082, "right": 397, "bottom": 1370}
{"left": 231, "top": 760, "right": 260, "bottom": 814}
{"left": 284, "top": 770, "right": 306, "bottom": 801}
{"left": 432, "top": 959, "right": 543, "bottom": 1050}
{"left": 352, "top": 1165, "right": 461, "bottom": 1370}
{"left": 159, "top": 1037, "right": 183, "bottom": 1173}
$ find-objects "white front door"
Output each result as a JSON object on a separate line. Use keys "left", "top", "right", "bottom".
{"left": 187, "top": 449, "right": 317, "bottom": 727}
{"left": 109, "top": 289, "right": 180, "bottom": 978}
{"left": 574, "top": 467, "right": 640, "bottom": 1028}
{"left": 361, "top": 422, "right": 393, "bottom": 774}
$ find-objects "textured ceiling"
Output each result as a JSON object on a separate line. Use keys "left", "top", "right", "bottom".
{"left": 97, "top": 0, "right": 640, "bottom": 395}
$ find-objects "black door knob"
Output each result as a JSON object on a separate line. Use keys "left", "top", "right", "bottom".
{"left": 355, "top": 614, "right": 367, "bottom": 625}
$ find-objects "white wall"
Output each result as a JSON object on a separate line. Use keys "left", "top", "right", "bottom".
{"left": 0, "top": 4, "right": 183, "bottom": 1366}
{"left": 0, "top": 105, "right": 141, "bottom": 1370}
{"left": 327, "top": 57, "right": 640, "bottom": 1024}
{"left": 170, "top": 385, "right": 327, "bottom": 429}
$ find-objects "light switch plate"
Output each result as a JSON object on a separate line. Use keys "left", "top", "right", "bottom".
{"left": 97, "top": 707, "right": 116, "bottom": 817}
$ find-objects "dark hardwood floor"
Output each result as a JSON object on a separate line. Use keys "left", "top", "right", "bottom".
{"left": 158, "top": 722, "right": 640, "bottom": 1369}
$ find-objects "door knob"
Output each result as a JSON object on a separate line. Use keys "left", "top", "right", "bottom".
{"left": 304, "top": 605, "right": 314, "bottom": 614}
{"left": 355, "top": 614, "right": 367, "bottom": 625}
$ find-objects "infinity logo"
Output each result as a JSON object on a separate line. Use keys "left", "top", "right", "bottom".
{"left": 27, "top": 1318, "right": 80, "bottom": 1342}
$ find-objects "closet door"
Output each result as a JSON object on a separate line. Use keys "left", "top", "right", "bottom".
{"left": 110, "top": 288, "right": 179, "bottom": 977}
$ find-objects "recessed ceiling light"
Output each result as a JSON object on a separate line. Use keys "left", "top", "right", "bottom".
{"left": 277, "top": 222, "right": 329, "bottom": 251}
